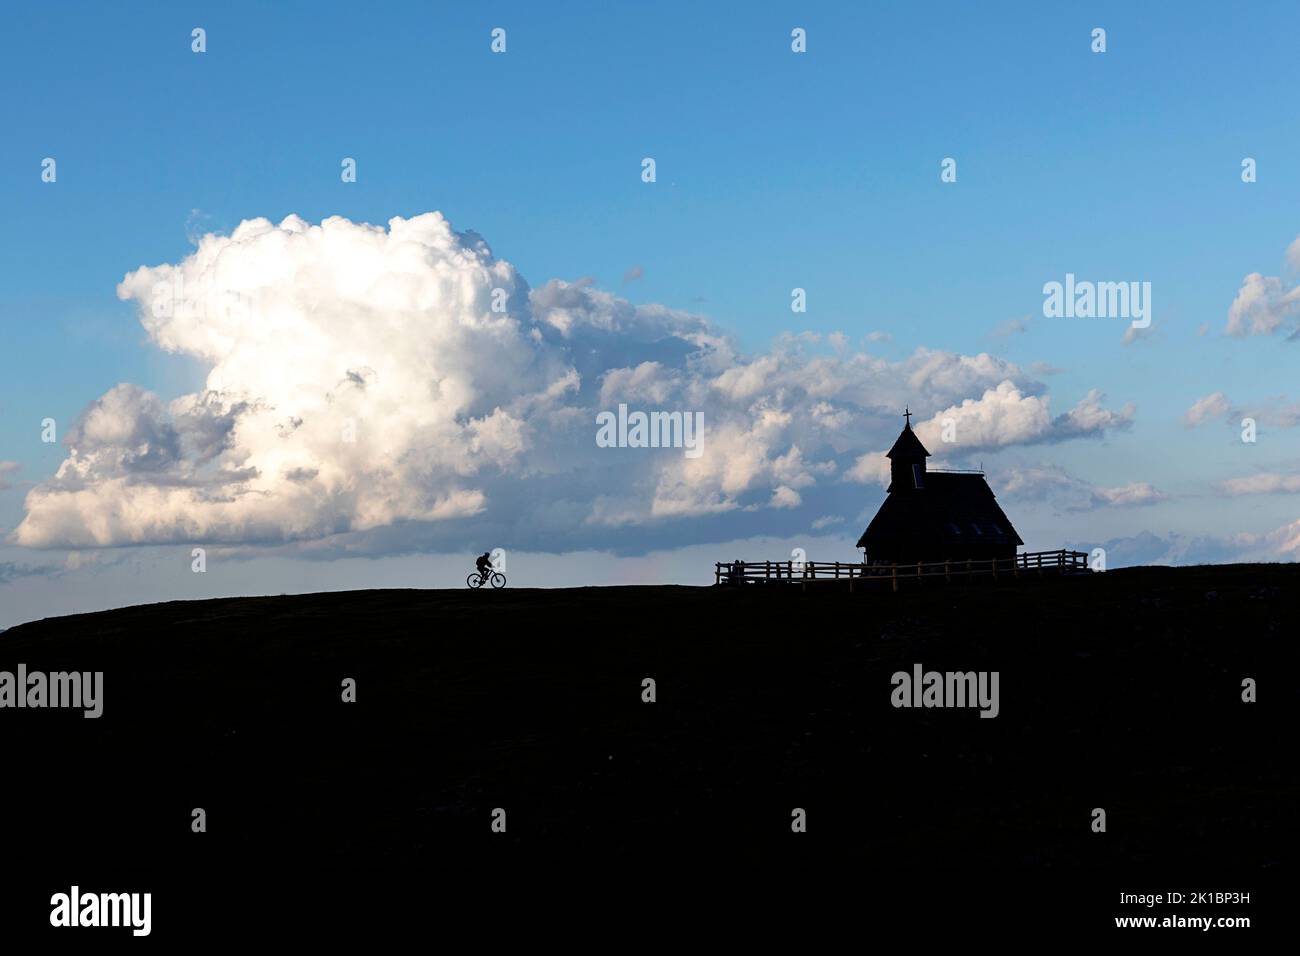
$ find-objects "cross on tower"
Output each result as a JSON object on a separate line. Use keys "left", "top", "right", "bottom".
{"left": 904, "top": 406, "right": 912, "bottom": 427}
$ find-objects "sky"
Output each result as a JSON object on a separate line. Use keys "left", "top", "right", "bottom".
{"left": 2, "top": 0, "right": 1299, "bottom": 627}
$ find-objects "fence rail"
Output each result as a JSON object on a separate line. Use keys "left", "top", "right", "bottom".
{"left": 714, "top": 549, "right": 1090, "bottom": 591}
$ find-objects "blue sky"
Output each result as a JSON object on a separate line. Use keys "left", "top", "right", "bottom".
{"left": 2, "top": 1, "right": 1298, "bottom": 626}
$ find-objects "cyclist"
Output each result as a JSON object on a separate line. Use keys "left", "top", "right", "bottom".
{"left": 474, "top": 551, "right": 493, "bottom": 584}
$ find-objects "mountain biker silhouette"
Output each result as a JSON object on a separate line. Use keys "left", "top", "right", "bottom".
{"left": 467, "top": 551, "right": 508, "bottom": 589}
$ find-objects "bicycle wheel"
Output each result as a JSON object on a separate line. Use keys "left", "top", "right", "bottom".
{"left": 489, "top": 572, "right": 507, "bottom": 589}
{"left": 467, "top": 572, "right": 483, "bottom": 589}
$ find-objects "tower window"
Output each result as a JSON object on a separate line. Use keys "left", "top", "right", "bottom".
{"left": 912, "top": 464, "right": 924, "bottom": 489}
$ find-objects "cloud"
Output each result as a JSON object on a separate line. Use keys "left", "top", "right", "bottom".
{"left": 0, "top": 560, "right": 46, "bottom": 585}
{"left": 1183, "top": 391, "right": 1300, "bottom": 429}
{"left": 1184, "top": 391, "right": 1230, "bottom": 427}
{"left": 930, "top": 384, "right": 1131, "bottom": 452}
{"left": 1049, "top": 388, "right": 1136, "bottom": 440}
{"left": 0, "top": 461, "right": 19, "bottom": 491}
{"left": 769, "top": 486, "right": 802, "bottom": 509}
{"left": 1217, "top": 472, "right": 1300, "bottom": 496}
{"left": 845, "top": 384, "right": 1135, "bottom": 485}
{"left": 597, "top": 362, "right": 683, "bottom": 407}
{"left": 19, "top": 213, "right": 555, "bottom": 547}
{"left": 998, "top": 463, "right": 1166, "bottom": 512}
{"left": 1092, "top": 482, "right": 1166, "bottom": 507}
{"left": 621, "top": 265, "right": 644, "bottom": 284}
{"left": 1225, "top": 258, "right": 1300, "bottom": 338}
{"left": 1077, "top": 519, "right": 1300, "bottom": 566}
{"left": 919, "top": 382, "right": 1054, "bottom": 449}
{"left": 865, "top": 331, "right": 892, "bottom": 343}
{"left": 1237, "top": 397, "right": 1300, "bottom": 428}
{"left": 14, "top": 211, "right": 1135, "bottom": 556}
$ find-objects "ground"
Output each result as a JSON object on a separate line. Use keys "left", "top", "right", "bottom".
{"left": 0, "top": 564, "right": 1292, "bottom": 931}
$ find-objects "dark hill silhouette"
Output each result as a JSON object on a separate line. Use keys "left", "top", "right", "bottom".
{"left": 2, "top": 563, "right": 1290, "bottom": 877}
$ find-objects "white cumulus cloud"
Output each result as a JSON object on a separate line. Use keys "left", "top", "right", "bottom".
{"left": 1226, "top": 260, "right": 1300, "bottom": 339}
{"left": 845, "top": 384, "right": 1135, "bottom": 486}
{"left": 14, "top": 211, "right": 1138, "bottom": 556}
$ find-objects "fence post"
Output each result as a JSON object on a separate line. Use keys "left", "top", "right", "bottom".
{"left": 765, "top": 560, "right": 770, "bottom": 581}
{"left": 715, "top": 563, "right": 720, "bottom": 586}
{"left": 992, "top": 557, "right": 998, "bottom": 581}
{"left": 966, "top": 558, "right": 972, "bottom": 579}
{"left": 916, "top": 560, "right": 923, "bottom": 586}
{"left": 891, "top": 564, "right": 898, "bottom": 593}
{"left": 944, "top": 559, "right": 950, "bottom": 583}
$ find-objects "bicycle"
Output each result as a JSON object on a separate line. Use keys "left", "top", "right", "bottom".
{"left": 467, "top": 569, "right": 507, "bottom": 589}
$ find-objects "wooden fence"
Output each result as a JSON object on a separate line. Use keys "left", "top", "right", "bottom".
{"left": 714, "top": 549, "right": 1090, "bottom": 591}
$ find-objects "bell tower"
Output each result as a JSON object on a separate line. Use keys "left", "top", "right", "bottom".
{"left": 886, "top": 407, "right": 931, "bottom": 492}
